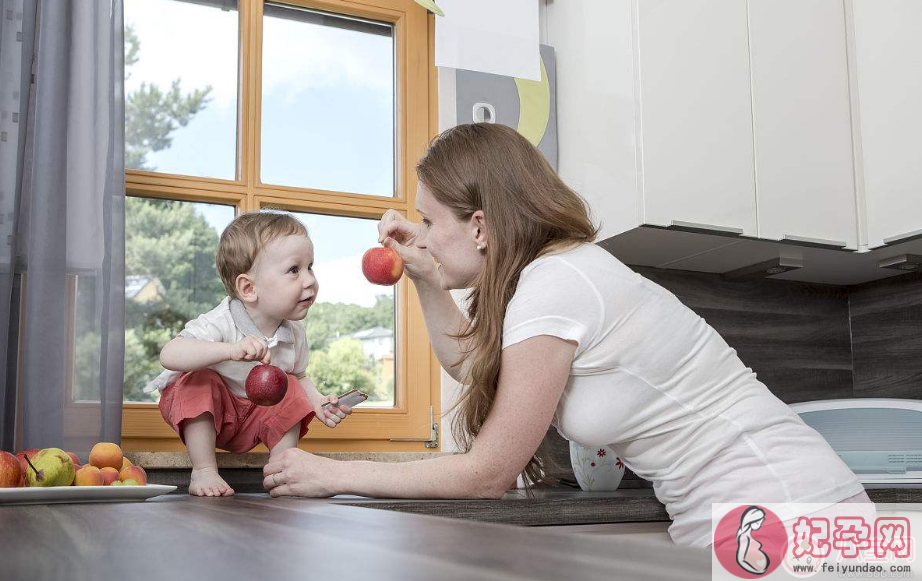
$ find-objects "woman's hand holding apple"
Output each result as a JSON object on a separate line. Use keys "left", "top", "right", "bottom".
{"left": 376, "top": 210, "right": 438, "bottom": 285}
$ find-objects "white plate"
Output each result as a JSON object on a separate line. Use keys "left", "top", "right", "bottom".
{"left": 0, "top": 484, "right": 177, "bottom": 505}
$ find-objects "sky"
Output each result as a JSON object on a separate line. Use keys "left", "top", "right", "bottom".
{"left": 125, "top": 0, "right": 396, "bottom": 308}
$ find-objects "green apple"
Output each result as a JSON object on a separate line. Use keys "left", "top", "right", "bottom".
{"left": 25, "top": 448, "right": 75, "bottom": 487}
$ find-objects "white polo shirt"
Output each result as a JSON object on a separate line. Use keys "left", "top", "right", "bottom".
{"left": 502, "top": 243, "right": 865, "bottom": 548}
{"left": 143, "top": 297, "right": 310, "bottom": 399}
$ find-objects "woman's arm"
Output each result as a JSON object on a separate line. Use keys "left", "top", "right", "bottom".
{"left": 377, "top": 211, "right": 472, "bottom": 382}
{"left": 412, "top": 273, "right": 473, "bottom": 383}
{"left": 263, "top": 334, "right": 577, "bottom": 498}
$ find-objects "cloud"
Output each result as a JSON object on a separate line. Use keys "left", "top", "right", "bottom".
{"left": 125, "top": 0, "right": 393, "bottom": 112}
{"left": 314, "top": 252, "right": 389, "bottom": 308}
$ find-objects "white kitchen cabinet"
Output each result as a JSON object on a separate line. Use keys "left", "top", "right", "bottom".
{"left": 851, "top": 0, "right": 922, "bottom": 249}
{"left": 636, "top": 0, "right": 757, "bottom": 237}
{"left": 547, "top": 0, "right": 640, "bottom": 241}
{"left": 749, "top": 0, "right": 858, "bottom": 250}
{"left": 548, "top": 0, "right": 912, "bottom": 261}
{"left": 548, "top": 0, "right": 760, "bottom": 241}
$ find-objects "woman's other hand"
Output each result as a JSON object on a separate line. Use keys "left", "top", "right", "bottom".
{"left": 377, "top": 209, "right": 438, "bottom": 284}
{"left": 263, "top": 448, "right": 334, "bottom": 497}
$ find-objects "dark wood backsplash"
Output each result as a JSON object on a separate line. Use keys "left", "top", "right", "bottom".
{"left": 849, "top": 271, "right": 922, "bottom": 399}
{"left": 631, "top": 266, "right": 854, "bottom": 404}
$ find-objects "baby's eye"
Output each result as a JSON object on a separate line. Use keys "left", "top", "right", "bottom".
{"left": 288, "top": 266, "right": 298, "bottom": 274}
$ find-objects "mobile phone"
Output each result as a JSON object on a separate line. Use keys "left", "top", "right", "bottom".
{"left": 322, "top": 389, "right": 368, "bottom": 410}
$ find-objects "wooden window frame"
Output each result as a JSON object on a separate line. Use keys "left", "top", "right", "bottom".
{"left": 121, "top": 0, "right": 441, "bottom": 452}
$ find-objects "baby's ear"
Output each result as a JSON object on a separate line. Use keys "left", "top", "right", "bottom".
{"left": 235, "top": 273, "right": 257, "bottom": 302}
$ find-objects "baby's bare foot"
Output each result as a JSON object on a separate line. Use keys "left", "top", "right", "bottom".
{"left": 189, "top": 466, "right": 234, "bottom": 497}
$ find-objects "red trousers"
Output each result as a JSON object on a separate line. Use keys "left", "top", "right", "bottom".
{"left": 158, "top": 369, "right": 315, "bottom": 453}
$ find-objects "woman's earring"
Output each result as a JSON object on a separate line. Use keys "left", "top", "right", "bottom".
{"left": 476, "top": 244, "right": 486, "bottom": 251}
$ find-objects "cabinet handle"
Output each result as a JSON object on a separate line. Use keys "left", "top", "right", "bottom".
{"left": 883, "top": 228, "right": 922, "bottom": 246}
{"left": 781, "top": 234, "right": 848, "bottom": 250}
{"left": 667, "top": 220, "right": 744, "bottom": 236}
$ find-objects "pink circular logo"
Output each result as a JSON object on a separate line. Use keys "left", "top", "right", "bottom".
{"left": 713, "top": 505, "right": 788, "bottom": 578}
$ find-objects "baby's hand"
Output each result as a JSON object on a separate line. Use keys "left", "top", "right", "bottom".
{"left": 313, "top": 393, "right": 353, "bottom": 429}
{"left": 227, "top": 336, "right": 271, "bottom": 364}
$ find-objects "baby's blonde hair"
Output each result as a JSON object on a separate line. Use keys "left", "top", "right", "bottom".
{"left": 216, "top": 211, "right": 308, "bottom": 298}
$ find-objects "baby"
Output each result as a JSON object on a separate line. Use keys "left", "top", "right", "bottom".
{"left": 144, "top": 211, "right": 352, "bottom": 496}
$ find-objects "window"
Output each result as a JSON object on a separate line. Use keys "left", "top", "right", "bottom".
{"left": 121, "top": 0, "right": 437, "bottom": 453}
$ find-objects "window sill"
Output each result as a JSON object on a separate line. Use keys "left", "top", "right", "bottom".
{"left": 125, "top": 450, "right": 453, "bottom": 469}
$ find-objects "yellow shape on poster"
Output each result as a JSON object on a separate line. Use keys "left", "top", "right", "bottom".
{"left": 413, "top": 0, "right": 444, "bottom": 17}
{"left": 514, "top": 57, "right": 550, "bottom": 147}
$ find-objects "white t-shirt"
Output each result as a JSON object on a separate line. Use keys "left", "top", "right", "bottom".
{"left": 144, "top": 297, "right": 310, "bottom": 399}
{"left": 502, "top": 243, "right": 864, "bottom": 548}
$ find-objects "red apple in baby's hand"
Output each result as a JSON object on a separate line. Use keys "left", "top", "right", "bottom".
{"left": 0, "top": 451, "right": 22, "bottom": 488}
{"left": 245, "top": 364, "right": 288, "bottom": 406}
{"left": 362, "top": 247, "right": 404, "bottom": 286}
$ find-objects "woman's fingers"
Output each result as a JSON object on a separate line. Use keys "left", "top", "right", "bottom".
{"left": 377, "top": 210, "right": 417, "bottom": 246}
{"left": 263, "top": 459, "right": 283, "bottom": 480}
{"left": 377, "top": 209, "right": 402, "bottom": 242}
{"left": 268, "top": 484, "right": 291, "bottom": 498}
{"left": 381, "top": 235, "right": 403, "bottom": 254}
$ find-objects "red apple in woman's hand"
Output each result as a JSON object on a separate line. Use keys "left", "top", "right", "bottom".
{"left": 362, "top": 247, "right": 404, "bottom": 286}
{"left": 246, "top": 364, "right": 288, "bottom": 406}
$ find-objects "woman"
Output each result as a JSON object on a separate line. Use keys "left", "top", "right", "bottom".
{"left": 263, "top": 123, "right": 869, "bottom": 548}
{"left": 736, "top": 507, "right": 770, "bottom": 574}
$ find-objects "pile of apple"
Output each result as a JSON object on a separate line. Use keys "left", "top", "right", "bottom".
{"left": 0, "top": 442, "right": 147, "bottom": 488}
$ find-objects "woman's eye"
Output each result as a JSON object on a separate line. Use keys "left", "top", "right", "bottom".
{"left": 422, "top": 219, "right": 431, "bottom": 228}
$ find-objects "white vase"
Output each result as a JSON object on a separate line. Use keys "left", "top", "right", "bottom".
{"left": 569, "top": 441, "right": 626, "bottom": 491}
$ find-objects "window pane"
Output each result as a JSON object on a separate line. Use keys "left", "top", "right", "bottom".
{"left": 124, "top": 0, "right": 238, "bottom": 180}
{"left": 124, "top": 198, "right": 235, "bottom": 403}
{"left": 261, "top": 5, "right": 395, "bottom": 197}
{"left": 283, "top": 211, "right": 397, "bottom": 407}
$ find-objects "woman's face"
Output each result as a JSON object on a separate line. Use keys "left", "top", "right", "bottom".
{"left": 751, "top": 518, "right": 764, "bottom": 530}
{"left": 414, "top": 181, "right": 487, "bottom": 290}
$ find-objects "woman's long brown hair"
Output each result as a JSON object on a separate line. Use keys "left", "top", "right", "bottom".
{"left": 416, "top": 123, "right": 598, "bottom": 489}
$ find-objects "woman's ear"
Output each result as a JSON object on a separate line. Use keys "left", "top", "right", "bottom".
{"left": 471, "top": 210, "right": 488, "bottom": 248}
{"left": 235, "top": 273, "right": 257, "bottom": 303}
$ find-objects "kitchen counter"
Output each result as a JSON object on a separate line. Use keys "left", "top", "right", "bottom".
{"left": 332, "top": 487, "right": 922, "bottom": 527}
{"left": 0, "top": 494, "right": 711, "bottom": 581}
{"left": 334, "top": 489, "right": 671, "bottom": 526}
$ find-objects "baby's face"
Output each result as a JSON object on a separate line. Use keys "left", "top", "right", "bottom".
{"left": 249, "top": 234, "right": 318, "bottom": 321}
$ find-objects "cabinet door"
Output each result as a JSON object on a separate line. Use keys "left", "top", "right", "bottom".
{"left": 637, "top": 0, "right": 756, "bottom": 236}
{"left": 750, "top": 0, "right": 857, "bottom": 250}
{"left": 547, "top": 0, "right": 640, "bottom": 241}
{"left": 852, "top": 0, "right": 922, "bottom": 249}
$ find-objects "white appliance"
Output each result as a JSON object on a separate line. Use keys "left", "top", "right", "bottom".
{"left": 789, "top": 398, "right": 922, "bottom": 485}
